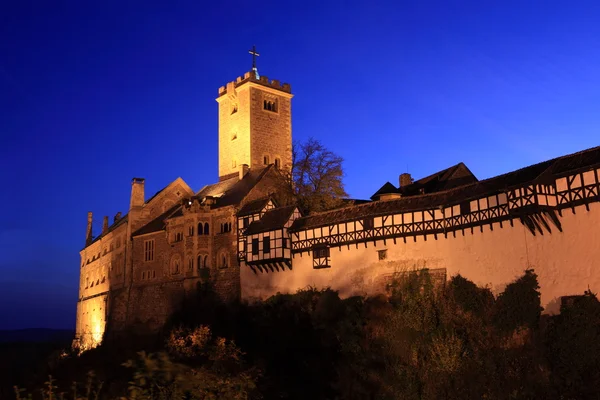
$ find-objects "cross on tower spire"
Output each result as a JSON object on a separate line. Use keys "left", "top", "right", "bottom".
{"left": 249, "top": 45, "right": 260, "bottom": 73}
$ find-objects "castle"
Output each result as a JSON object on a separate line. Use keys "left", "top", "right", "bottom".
{"left": 75, "top": 65, "right": 600, "bottom": 350}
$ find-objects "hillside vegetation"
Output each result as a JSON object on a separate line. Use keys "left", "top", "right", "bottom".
{"left": 13, "top": 269, "right": 600, "bottom": 399}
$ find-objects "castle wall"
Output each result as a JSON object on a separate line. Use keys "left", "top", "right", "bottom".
{"left": 241, "top": 202, "right": 600, "bottom": 314}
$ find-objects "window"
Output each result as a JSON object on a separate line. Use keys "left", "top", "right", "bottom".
{"left": 142, "top": 271, "right": 146, "bottom": 280}
{"left": 188, "top": 257, "right": 193, "bottom": 271}
{"left": 263, "top": 155, "right": 270, "bottom": 165}
{"left": 231, "top": 102, "right": 238, "bottom": 114}
{"left": 243, "top": 217, "right": 249, "bottom": 228}
{"left": 263, "top": 99, "right": 277, "bottom": 112}
{"left": 312, "top": 244, "right": 330, "bottom": 269}
{"left": 460, "top": 201, "right": 471, "bottom": 215}
{"left": 220, "top": 253, "right": 228, "bottom": 268}
{"left": 204, "top": 223, "right": 209, "bottom": 235}
{"left": 282, "top": 237, "right": 288, "bottom": 248}
{"left": 363, "top": 217, "right": 374, "bottom": 230}
{"left": 197, "top": 255, "right": 203, "bottom": 270}
{"left": 204, "top": 255, "right": 209, "bottom": 268}
{"left": 263, "top": 237, "right": 271, "bottom": 254}
{"left": 152, "top": 270, "right": 156, "bottom": 278}
{"left": 188, "top": 226, "right": 194, "bottom": 236}
{"left": 378, "top": 249, "right": 388, "bottom": 261}
{"left": 252, "top": 238, "right": 259, "bottom": 255}
{"left": 313, "top": 246, "right": 330, "bottom": 259}
{"left": 174, "top": 232, "right": 183, "bottom": 242}
{"left": 144, "top": 240, "right": 155, "bottom": 261}
{"left": 198, "top": 222, "right": 203, "bottom": 235}
{"left": 274, "top": 157, "right": 281, "bottom": 169}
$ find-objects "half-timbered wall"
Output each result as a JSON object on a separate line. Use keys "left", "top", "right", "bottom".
{"left": 241, "top": 167, "right": 600, "bottom": 313}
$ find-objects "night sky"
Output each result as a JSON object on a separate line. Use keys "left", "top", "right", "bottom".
{"left": 1, "top": 1, "right": 599, "bottom": 330}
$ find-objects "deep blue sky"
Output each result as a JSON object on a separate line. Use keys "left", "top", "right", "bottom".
{"left": 1, "top": 1, "right": 599, "bottom": 329}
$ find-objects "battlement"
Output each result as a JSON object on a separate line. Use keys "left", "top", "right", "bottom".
{"left": 218, "top": 70, "right": 292, "bottom": 96}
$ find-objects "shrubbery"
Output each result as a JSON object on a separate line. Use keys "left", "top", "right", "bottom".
{"left": 14, "top": 269, "right": 600, "bottom": 399}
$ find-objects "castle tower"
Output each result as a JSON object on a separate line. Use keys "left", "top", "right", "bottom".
{"left": 216, "top": 68, "right": 293, "bottom": 180}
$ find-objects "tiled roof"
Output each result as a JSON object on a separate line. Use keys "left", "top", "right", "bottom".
{"left": 132, "top": 204, "right": 182, "bottom": 237}
{"left": 291, "top": 145, "right": 600, "bottom": 232}
{"left": 237, "top": 197, "right": 272, "bottom": 217}
{"left": 132, "top": 166, "right": 275, "bottom": 238}
{"left": 245, "top": 205, "right": 297, "bottom": 235}
{"left": 197, "top": 166, "right": 273, "bottom": 209}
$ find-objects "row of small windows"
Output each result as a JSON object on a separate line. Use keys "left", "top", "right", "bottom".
{"left": 250, "top": 236, "right": 288, "bottom": 255}
{"left": 86, "top": 237, "right": 124, "bottom": 265}
{"left": 141, "top": 270, "right": 156, "bottom": 280}
{"left": 220, "top": 222, "right": 232, "bottom": 233}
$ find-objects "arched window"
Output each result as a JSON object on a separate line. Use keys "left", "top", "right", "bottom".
{"left": 274, "top": 157, "right": 281, "bottom": 169}
{"left": 219, "top": 252, "right": 229, "bottom": 268}
{"left": 204, "top": 223, "right": 209, "bottom": 235}
{"left": 170, "top": 254, "right": 182, "bottom": 275}
{"left": 197, "top": 222, "right": 203, "bottom": 235}
{"left": 263, "top": 155, "right": 270, "bottom": 165}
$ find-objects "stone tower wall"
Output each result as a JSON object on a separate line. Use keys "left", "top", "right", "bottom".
{"left": 217, "top": 72, "right": 293, "bottom": 179}
{"left": 249, "top": 85, "right": 292, "bottom": 172}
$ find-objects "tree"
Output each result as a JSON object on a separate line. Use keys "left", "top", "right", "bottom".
{"left": 282, "top": 137, "right": 348, "bottom": 214}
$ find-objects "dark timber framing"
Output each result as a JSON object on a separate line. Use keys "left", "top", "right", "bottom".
{"left": 290, "top": 164, "right": 600, "bottom": 254}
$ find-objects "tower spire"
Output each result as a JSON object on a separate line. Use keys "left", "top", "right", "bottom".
{"left": 249, "top": 45, "right": 260, "bottom": 75}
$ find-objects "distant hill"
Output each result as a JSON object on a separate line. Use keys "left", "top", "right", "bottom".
{"left": 0, "top": 328, "right": 73, "bottom": 343}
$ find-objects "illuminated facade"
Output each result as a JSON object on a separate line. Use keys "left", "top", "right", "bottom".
{"left": 76, "top": 66, "right": 600, "bottom": 350}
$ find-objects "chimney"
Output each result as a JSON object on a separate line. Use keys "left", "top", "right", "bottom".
{"left": 102, "top": 216, "right": 109, "bottom": 234}
{"left": 86, "top": 212, "right": 93, "bottom": 246}
{"left": 239, "top": 164, "right": 249, "bottom": 180}
{"left": 130, "top": 178, "right": 145, "bottom": 210}
{"left": 399, "top": 173, "right": 413, "bottom": 188}
{"left": 114, "top": 212, "right": 122, "bottom": 223}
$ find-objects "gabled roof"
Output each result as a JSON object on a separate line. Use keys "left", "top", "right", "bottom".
{"left": 371, "top": 163, "right": 478, "bottom": 200}
{"left": 401, "top": 162, "right": 478, "bottom": 196}
{"left": 237, "top": 197, "right": 273, "bottom": 217}
{"left": 132, "top": 204, "right": 182, "bottom": 237}
{"left": 371, "top": 182, "right": 399, "bottom": 200}
{"left": 292, "top": 145, "right": 600, "bottom": 232}
{"left": 196, "top": 166, "right": 273, "bottom": 209}
{"left": 245, "top": 205, "right": 298, "bottom": 235}
{"left": 146, "top": 177, "right": 193, "bottom": 205}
